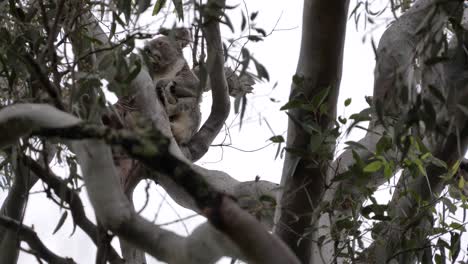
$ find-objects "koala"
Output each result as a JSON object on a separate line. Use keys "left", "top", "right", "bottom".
{"left": 141, "top": 28, "right": 257, "bottom": 144}
{"left": 142, "top": 29, "right": 202, "bottom": 145}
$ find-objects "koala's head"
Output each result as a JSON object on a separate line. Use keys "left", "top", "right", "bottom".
{"left": 143, "top": 28, "right": 191, "bottom": 73}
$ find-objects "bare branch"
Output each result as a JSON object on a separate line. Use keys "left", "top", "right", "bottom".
{"left": 24, "top": 156, "right": 125, "bottom": 264}
{"left": 186, "top": 0, "right": 231, "bottom": 161}
{"left": 0, "top": 215, "right": 76, "bottom": 264}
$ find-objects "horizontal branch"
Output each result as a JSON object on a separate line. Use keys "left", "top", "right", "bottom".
{"left": 0, "top": 101, "right": 295, "bottom": 263}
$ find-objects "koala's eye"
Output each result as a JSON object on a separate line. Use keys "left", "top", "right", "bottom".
{"left": 143, "top": 46, "right": 151, "bottom": 53}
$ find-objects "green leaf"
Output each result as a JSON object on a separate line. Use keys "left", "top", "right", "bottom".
{"left": 310, "top": 86, "right": 330, "bottom": 110}
{"left": 221, "top": 13, "right": 234, "bottom": 32}
{"left": 384, "top": 163, "right": 393, "bottom": 179}
{"left": 459, "top": 176, "right": 465, "bottom": 189}
{"left": 449, "top": 160, "right": 461, "bottom": 178}
{"left": 269, "top": 135, "right": 284, "bottom": 143}
{"left": 172, "top": 0, "right": 183, "bottom": 19}
{"left": 152, "top": 0, "right": 167, "bottom": 16}
{"left": 376, "top": 136, "right": 392, "bottom": 155}
{"left": 280, "top": 99, "right": 303, "bottom": 111}
{"left": 241, "top": 11, "right": 246, "bottom": 31}
{"left": 450, "top": 232, "right": 460, "bottom": 262}
{"left": 345, "top": 141, "right": 368, "bottom": 151}
{"left": 338, "top": 116, "right": 347, "bottom": 124}
{"left": 441, "top": 197, "right": 457, "bottom": 214}
{"left": 352, "top": 150, "right": 364, "bottom": 168}
{"left": 250, "top": 11, "right": 258, "bottom": 20}
{"left": 309, "top": 134, "right": 323, "bottom": 153}
{"left": 344, "top": 98, "right": 352, "bottom": 106}
{"left": 52, "top": 211, "right": 68, "bottom": 235}
{"left": 254, "top": 27, "right": 267, "bottom": 37}
{"left": 363, "top": 161, "right": 382, "bottom": 173}
{"left": 292, "top": 74, "right": 304, "bottom": 86}
{"left": 427, "top": 84, "right": 446, "bottom": 103}
{"left": 253, "top": 58, "right": 269, "bottom": 81}
{"left": 137, "top": 0, "right": 152, "bottom": 14}
{"left": 414, "top": 159, "right": 427, "bottom": 177}
{"left": 449, "top": 223, "right": 465, "bottom": 232}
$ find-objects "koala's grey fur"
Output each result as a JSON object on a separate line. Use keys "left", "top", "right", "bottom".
{"left": 143, "top": 29, "right": 201, "bottom": 145}
{"left": 141, "top": 28, "right": 256, "bottom": 145}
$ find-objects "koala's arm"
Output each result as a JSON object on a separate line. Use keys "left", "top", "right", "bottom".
{"left": 172, "top": 64, "right": 200, "bottom": 98}
{"left": 166, "top": 97, "right": 201, "bottom": 145}
{"left": 192, "top": 66, "right": 255, "bottom": 97}
{"left": 165, "top": 97, "right": 200, "bottom": 116}
{"left": 155, "top": 65, "right": 200, "bottom": 98}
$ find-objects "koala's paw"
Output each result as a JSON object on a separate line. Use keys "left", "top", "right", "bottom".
{"left": 164, "top": 81, "right": 178, "bottom": 105}
{"left": 156, "top": 80, "right": 177, "bottom": 106}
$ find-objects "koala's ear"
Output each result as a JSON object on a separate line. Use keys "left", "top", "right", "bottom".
{"left": 174, "top": 28, "right": 192, "bottom": 48}
{"left": 158, "top": 27, "right": 192, "bottom": 49}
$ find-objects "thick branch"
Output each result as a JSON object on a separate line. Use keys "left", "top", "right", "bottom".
{"left": 187, "top": 0, "right": 230, "bottom": 161}
{"left": 274, "top": 0, "right": 350, "bottom": 262}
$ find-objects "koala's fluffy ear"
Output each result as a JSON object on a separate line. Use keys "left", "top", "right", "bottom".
{"left": 159, "top": 27, "right": 192, "bottom": 49}
{"left": 174, "top": 28, "right": 192, "bottom": 48}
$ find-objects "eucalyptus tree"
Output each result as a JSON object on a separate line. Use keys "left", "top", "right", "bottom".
{"left": 0, "top": 0, "right": 467, "bottom": 264}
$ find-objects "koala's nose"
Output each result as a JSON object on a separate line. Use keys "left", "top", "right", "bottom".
{"left": 143, "top": 46, "right": 151, "bottom": 54}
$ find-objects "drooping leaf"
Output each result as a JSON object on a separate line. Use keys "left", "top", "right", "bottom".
{"left": 152, "top": 0, "right": 167, "bottom": 16}
{"left": 427, "top": 84, "right": 446, "bottom": 103}
{"left": 172, "top": 0, "right": 184, "bottom": 20}
{"left": 247, "top": 35, "right": 263, "bottom": 42}
{"left": 254, "top": 27, "right": 267, "bottom": 37}
{"left": 250, "top": 11, "right": 258, "bottom": 20}
{"left": 137, "top": 0, "right": 152, "bottom": 14}
{"left": 363, "top": 161, "right": 382, "bottom": 173}
{"left": 450, "top": 232, "right": 460, "bottom": 262}
{"left": 252, "top": 58, "right": 269, "bottom": 81}
{"left": 345, "top": 141, "right": 368, "bottom": 151}
{"left": 52, "top": 211, "right": 68, "bottom": 235}
{"left": 241, "top": 11, "right": 246, "bottom": 31}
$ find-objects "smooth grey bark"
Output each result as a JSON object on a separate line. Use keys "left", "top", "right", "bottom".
{"left": 186, "top": 18, "right": 230, "bottom": 161}
{"left": 274, "top": 0, "right": 350, "bottom": 262}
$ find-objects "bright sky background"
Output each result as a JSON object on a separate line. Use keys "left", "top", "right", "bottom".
{"left": 0, "top": 0, "right": 407, "bottom": 263}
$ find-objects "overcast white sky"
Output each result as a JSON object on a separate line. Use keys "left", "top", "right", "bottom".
{"left": 0, "top": 0, "right": 397, "bottom": 263}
